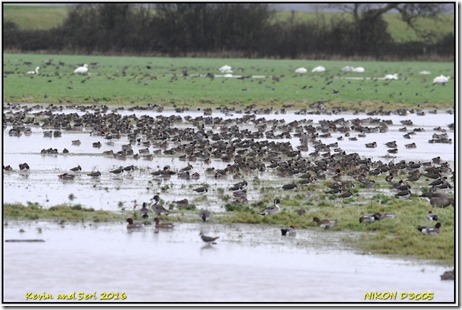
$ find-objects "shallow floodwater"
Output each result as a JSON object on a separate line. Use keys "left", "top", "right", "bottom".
{"left": 3, "top": 221, "right": 454, "bottom": 303}
{"left": 3, "top": 107, "right": 454, "bottom": 211}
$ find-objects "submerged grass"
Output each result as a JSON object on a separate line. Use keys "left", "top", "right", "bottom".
{"left": 4, "top": 195, "right": 454, "bottom": 264}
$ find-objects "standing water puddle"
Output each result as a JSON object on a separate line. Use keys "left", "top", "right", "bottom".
{"left": 3, "top": 106, "right": 454, "bottom": 211}
{"left": 3, "top": 105, "right": 455, "bottom": 303}
{"left": 3, "top": 221, "right": 454, "bottom": 303}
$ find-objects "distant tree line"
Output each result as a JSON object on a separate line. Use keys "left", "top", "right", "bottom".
{"left": 3, "top": 3, "right": 454, "bottom": 60}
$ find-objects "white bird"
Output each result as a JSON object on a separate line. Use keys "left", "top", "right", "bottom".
{"left": 352, "top": 67, "right": 365, "bottom": 73}
{"left": 294, "top": 67, "right": 307, "bottom": 74}
{"left": 384, "top": 73, "right": 399, "bottom": 80}
{"left": 433, "top": 75, "right": 450, "bottom": 84}
{"left": 219, "top": 65, "right": 232, "bottom": 73}
{"left": 420, "top": 70, "right": 431, "bottom": 75}
{"left": 27, "top": 66, "right": 40, "bottom": 75}
{"left": 312, "top": 66, "right": 326, "bottom": 73}
{"left": 341, "top": 66, "right": 354, "bottom": 72}
{"left": 74, "top": 64, "right": 89, "bottom": 74}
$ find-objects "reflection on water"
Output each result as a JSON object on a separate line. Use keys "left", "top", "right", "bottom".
{"left": 3, "top": 222, "right": 454, "bottom": 303}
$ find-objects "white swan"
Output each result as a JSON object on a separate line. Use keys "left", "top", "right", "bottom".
{"left": 433, "top": 75, "right": 450, "bottom": 84}
{"left": 27, "top": 66, "right": 40, "bottom": 75}
{"left": 352, "top": 67, "right": 365, "bottom": 73}
{"left": 384, "top": 74, "right": 399, "bottom": 80}
{"left": 420, "top": 70, "right": 431, "bottom": 75}
{"left": 312, "top": 66, "right": 326, "bottom": 73}
{"left": 294, "top": 67, "right": 307, "bottom": 74}
{"left": 341, "top": 66, "right": 354, "bottom": 72}
{"left": 74, "top": 64, "right": 89, "bottom": 74}
{"left": 219, "top": 65, "right": 232, "bottom": 73}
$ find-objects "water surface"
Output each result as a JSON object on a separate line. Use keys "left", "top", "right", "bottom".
{"left": 3, "top": 221, "right": 454, "bottom": 303}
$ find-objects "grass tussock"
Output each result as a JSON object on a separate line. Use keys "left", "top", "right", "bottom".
{"left": 3, "top": 193, "right": 454, "bottom": 264}
{"left": 4, "top": 202, "right": 123, "bottom": 223}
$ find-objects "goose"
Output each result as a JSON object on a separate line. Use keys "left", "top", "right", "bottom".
{"left": 433, "top": 75, "right": 450, "bottom": 84}
{"left": 74, "top": 64, "right": 89, "bottom": 74}
{"left": 27, "top": 66, "right": 40, "bottom": 75}
{"left": 199, "top": 232, "right": 219, "bottom": 245}
{"left": 312, "top": 66, "right": 326, "bottom": 73}
{"left": 259, "top": 198, "right": 281, "bottom": 215}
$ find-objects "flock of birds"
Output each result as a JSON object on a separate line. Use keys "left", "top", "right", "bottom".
{"left": 291, "top": 64, "right": 450, "bottom": 84}
{"left": 6, "top": 62, "right": 456, "bottom": 254}
{"left": 25, "top": 62, "right": 451, "bottom": 85}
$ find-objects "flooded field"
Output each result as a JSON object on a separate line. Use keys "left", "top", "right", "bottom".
{"left": 3, "top": 104, "right": 455, "bottom": 303}
{"left": 3, "top": 221, "right": 455, "bottom": 303}
{"left": 3, "top": 104, "right": 455, "bottom": 212}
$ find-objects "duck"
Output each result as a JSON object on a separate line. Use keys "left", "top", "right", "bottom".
{"left": 153, "top": 217, "right": 174, "bottom": 229}
{"left": 440, "top": 270, "right": 454, "bottom": 281}
{"left": 70, "top": 165, "right": 82, "bottom": 172}
{"left": 199, "top": 232, "right": 219, "bottom": 245}
{"left": 87, "top": 170, "right": 101, "bottom": 177}
{"left": 426, "top": 210, "right": 439, "bottom": 221}
{"left": 199, "top": 209, "right": 211, "bottom": 222}
{"left": 58, "top": 173, "right": 75, "bottom": 180}
{"left": 174, "top": 198, "right": 189, "bottom": 208}
{"left": 140, "top": 202, "right": 149, "bottom": 219}
{"left": 312, "top": 217, "right": 338, "bottom": 229}
{"left": 430, "top": 193, "right": 454, "bottom": 208}
{"left": 126, "top": 218, "right": 144, "bottom": 229}
{"left": 109, "top": 167, "right": 124, "bottom": 174}
{"left": 417, "top": 222, "right": 441, "bottom": 235}
{"left": 359, "top": 213, "right": 381, "bottom": 223}
{"left": 19, "top": 163, "right": 30, "bottom": 170}
{"left": 150, "top": 195, "right": 170, "bottom": 215}
{"left": 282, "top": 183, "right": 297, "bottom": 190}
{"left": 281, "top": 226, "right": 296, "bottom": 236}
{"left": 193, "top": 186, "right": 208, "bottom": 193}
{"left": 259, "top": 198, "right": 281, "bottom": 215}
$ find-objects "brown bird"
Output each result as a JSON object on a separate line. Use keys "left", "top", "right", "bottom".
{"left": 313, "top": 217, "right": 338, "bottom": 229}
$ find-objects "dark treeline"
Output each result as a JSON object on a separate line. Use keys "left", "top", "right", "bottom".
{"left": 3, "top": 3, "right": 454, "bottom": 60}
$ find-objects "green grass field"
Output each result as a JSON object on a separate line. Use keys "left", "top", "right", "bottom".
{"left": 3, "top": 4, "right": 453, "bottom": 43}
{"left": 3, "top": 4, "right": 69, "bottom": 30}
{"left": 3, "top": 53, "right": 454, "bottom": 109}
{"left": 275, "top": 11, "right": 454, "bottom": 43}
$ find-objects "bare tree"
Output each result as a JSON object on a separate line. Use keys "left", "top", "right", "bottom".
{"left": 329, "top": 3, "right": 445, "bottom": 54}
